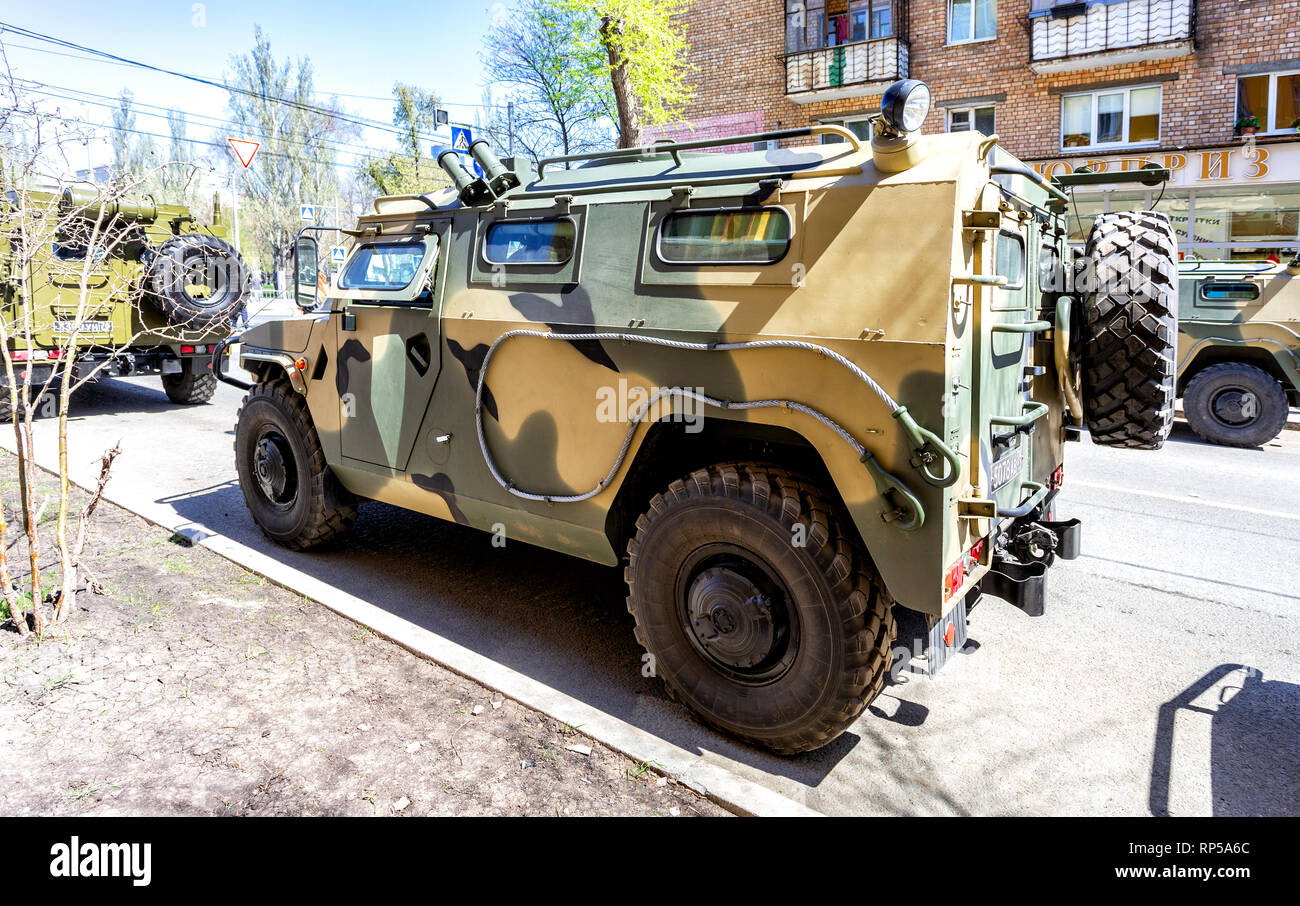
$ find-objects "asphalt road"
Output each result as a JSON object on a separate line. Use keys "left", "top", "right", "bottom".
{"left": 9, "top": 372, "right": 1299, "bottom": 816}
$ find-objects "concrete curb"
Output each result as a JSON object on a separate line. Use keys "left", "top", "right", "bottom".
{"left": 13, "top": 451, "right": 820, "bottom": 818}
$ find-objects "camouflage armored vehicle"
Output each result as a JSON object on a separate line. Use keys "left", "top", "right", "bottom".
{"left": 1176, "top": 258, "right": 1299, "bottom": 447}
{"left": 0, "top": 186, "right": 249, "bottom": 416}
{"left": 223, "top": 80, "right": 1178, "bottom": 753}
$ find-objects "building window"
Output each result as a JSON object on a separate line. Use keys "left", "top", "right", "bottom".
{"left": 786, "top": 0, "right": 827, "bottom": 53}
{"left": 948, "top": 105, "right": 995, "bottom": 135}
{"left": 1236, "top": 70, "right": 1300, "bottom": 134}
{"left": 949, "top": 0, "right": 996, "bottom": 44}
{"left": 848, "top": 0, "right": 893, "bottom": 40}
{"left": 1061, "top": 85, "right": 1161, "bottom": 149}
{"left": 818, "top": 117, "right": 874, "bottom": 144}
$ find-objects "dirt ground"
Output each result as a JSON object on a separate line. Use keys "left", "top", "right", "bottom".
{"left": 0, "top": 455, "right": 726, "bottom": 817}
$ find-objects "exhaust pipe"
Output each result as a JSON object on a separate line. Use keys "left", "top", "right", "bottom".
{"left": 436, "top": 147, "right": 495, "bottom": 207}
{"left": 469, "top": 139, "right": 520, "bottom": 196}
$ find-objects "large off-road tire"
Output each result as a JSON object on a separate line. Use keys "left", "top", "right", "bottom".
{"left": 145, "top": 234, "right": 249, "bottom": 332}
{"left": 1081, "top": 210, "right": 1179, "bottom": 449}
{"left": 162, "top": 358, "right": 217, "bottom": 404}
{"left": 1183, "top": 362, "right": 1289, "bottom": 447}
{"left": 234, "top": 379, "right": 357, "bottom": 550}
{"left": 626, "top": 463, "right": 896, "bottom": 755}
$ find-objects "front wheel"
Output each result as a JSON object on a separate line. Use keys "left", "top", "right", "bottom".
{"left": 1183, "top": 362, "right": 1289, "bottom": 447}
{"left": 234, "top": 379, "right": 357, "bottom": 549}
{"left": 626, "top": 463, "right": 896, "bottom": 755}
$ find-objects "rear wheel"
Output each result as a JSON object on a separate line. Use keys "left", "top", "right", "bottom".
{"left": 626, "top": 463, "right": 895, "bottom": 755}
{"left": 162, "top": 359, "right": 217, "bottom": 404}
{"left": 234, "top": 379, "right": 357, "bottom": 549}
{"left": 1184, "top": 362, "right": 1289, "bottom": 447}
{"left": 1081, "top": 210, "right": 1178, "bottom": 449}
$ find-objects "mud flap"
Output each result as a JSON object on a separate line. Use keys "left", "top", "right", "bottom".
{"left": 982, "top": 559, "right": 1048, "bottom": 617}
{"left": 924, "top": 600, "right": 969, "bottom": 676}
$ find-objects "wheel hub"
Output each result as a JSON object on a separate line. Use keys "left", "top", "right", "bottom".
{"left": 686, "top": 566, "right": 778, "bottom": 670}
{"left": 253, "top": 432, "right": 295, "bottom": 506}
{"left": 1211, "top": 387, "right": 1258, "bottom": 427}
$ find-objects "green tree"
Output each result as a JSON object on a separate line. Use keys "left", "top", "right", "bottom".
{"left": 482, "top": 0, "right": 613, "bottom": 165}
{"left": 360, "top": 82, "right": 451, "bottom": 196}
{"left": 109, "top": 90, "right": 157, "bottom": 190}
{"left": 558, "top": 0, "right": 694, "bottom": 148}
{"left": 226, "top": 27, "right": 348, "bottom": 286}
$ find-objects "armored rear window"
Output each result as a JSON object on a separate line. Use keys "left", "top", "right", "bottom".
{"left": 484, "top": 219, "right": 576, "bottom": 266}
{"left": 340, "top": 242, "right": 426, "bottom": 290}
{"left": 658, "top": 208, "right": 791, "bottom": 265}
{"left": 995, "top": 230, "right": 1025, "bottom": 289}
{"left": 1199, "top": 281, "right": 1259, "bottom": 302}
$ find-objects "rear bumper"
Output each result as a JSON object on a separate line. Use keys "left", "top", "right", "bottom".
{"left": 975, "top": 492, "right": 1081, "bottom": 617}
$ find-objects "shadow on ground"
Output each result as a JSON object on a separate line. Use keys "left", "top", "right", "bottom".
{"left": 162, "top": 480, "right": 936, "bottom": 788}
{"left": 1149, "top": 663, "right": 1300, "bottom": 816}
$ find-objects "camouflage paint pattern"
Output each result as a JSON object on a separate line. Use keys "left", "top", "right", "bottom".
{"left": 1176, "top": 260, "right": 1300, "bottom": 398}
{"left": 241, "top": 131, "right": 1074, "bottom": 615}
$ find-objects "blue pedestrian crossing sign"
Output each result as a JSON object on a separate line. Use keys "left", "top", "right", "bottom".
{"left": 451, "top": 125, "right": 472, "bottom": 154}
{"left": 300, "top": 204, "right": 315, "bottom": 222}
{"left": 331, "top": 246, "right": 346, "bottom": 264}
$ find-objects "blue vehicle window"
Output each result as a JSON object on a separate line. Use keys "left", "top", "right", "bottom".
{"left": 1199, "top": 281, "right": 1259, "bottom": 302}
{"left": 484, "top": 219, "right": 576, "bottom": 265}
{"left": 341, "top": 243, "right": 425, "bottom": 290}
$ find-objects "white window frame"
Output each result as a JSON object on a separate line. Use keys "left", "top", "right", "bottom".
{"left": 1236, "top": 69, "right": 1300, "bottom": 135}
{"left": 947, "top": 105, "right": 996, "bottom": 134}
{"left": 947, "top": 0, "right": 997, "bottom": 46}
{"left": 1059, "top": 84, "right": 1162, "bottom": 152}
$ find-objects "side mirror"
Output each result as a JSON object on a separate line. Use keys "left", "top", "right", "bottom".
{"left": 294, "top": 236, "right": 319, "bottom": 311}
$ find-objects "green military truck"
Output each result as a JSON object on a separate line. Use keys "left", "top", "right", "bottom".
{"left": 222, "top": 80, "right": 1178, "bottom": 753}
{"left": 0, "top": 186, "right": 249, "bottom": 416}
{"left": 1177, "top": 258, "right": 1299, "bottom": 447}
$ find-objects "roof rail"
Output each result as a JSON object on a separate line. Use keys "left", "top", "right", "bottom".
{"left": 536, "top": 124, "right": 861, "bottom": 177}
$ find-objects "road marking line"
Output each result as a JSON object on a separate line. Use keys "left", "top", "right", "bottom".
{"left": 1066, "top": 480, "right": 1300, "bottom": 522}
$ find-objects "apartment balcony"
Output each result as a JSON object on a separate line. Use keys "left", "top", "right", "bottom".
{"left": 1029, "top": 0, "right": 1195, "bottom": 74}
{"left": 784, "top": 36, "right": 909, "bottom": 104}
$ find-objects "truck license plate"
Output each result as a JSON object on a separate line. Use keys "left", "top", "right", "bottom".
{"left": 991, "top": 448, "right": 1023, "bottom": 491}
{"left": 53, "top": 320, "right": 113, "bottom": 334}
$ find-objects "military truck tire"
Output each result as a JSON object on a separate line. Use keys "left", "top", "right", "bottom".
{"left": 625, "top": 463, "right": 895, "bottom": 755}
{"left": 146, "top": 234, "right": 249, "bottom": 331}
{"left": 1081, "top": 210, "right": 1178, "bottom": 449}
{"left": 234, "top": 380, "right": 357, "bottom": 550}
{"left": 1183, "top": 362, "right": 1289, "bottom": 447}
{"left": 162, "top": 359, "right": 217, "bottom": 405}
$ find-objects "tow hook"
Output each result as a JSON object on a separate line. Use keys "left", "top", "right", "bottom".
{"left": 979, "top": 516, "right": 1081, "bottom": 616}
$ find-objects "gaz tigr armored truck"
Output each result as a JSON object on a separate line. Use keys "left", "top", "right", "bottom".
{"left": 224, "top": 80, "right": 1178, "bottom": 753}
{"left": 1177, "top": 258, "right": 1299, "bottom": 446}
{"left": 1, "top": 186, "right": 249, "bottom": 416}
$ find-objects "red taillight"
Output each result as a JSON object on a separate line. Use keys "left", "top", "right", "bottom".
{"left": 11, "top": 351, "right": 27, "bottom": 362}
{"left": 294, "top": 357, "right": 308, "bottom": 372}
{"left": 180, "top": 345, "right": 195, "bottom": 354}
{"left": 943, "top": 558, "right": 963, "bottom": 600}
{"left": 1049, "top": 464, "right": 1064, "bottom": 489}
{"left": 969, "top": 537, "right": 985, "bottom": 567}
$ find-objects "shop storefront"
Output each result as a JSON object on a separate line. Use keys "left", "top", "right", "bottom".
{"left": 1029, "top": 142, "right": 1300, "bottom": 261}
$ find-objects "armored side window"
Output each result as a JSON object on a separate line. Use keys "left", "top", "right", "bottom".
{"left": 657, "top": 208, "right": 792, "bottom": 266}
{"left": 1037, "top": 243, "right": 1061, "bottom": 292}
{"left": 995, "top": 230, "right": 1025, "bottom": 290}
{"left": 1199, "top": 281, "right": 1259, "bottom": 302}
{"left": 484, "top": 219, "right": 576, "bottom": 266}
{"left": 340, "top": 242, "right": 426, "bottom": 291}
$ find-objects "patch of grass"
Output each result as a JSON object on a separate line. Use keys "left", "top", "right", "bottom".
{"left": 163, "top": 555, "right": 197, "bottom": 575}
{"left": 626, "top": 760, "right": 662, "bottom": 783}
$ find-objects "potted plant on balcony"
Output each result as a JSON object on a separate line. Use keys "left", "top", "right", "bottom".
{"left": 1236, "top": 115, "right": 1261, "bottom": 136}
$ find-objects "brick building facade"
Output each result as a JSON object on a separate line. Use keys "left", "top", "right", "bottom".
{"left": 661, "top": 0, "right": 1300, "bottom": 259}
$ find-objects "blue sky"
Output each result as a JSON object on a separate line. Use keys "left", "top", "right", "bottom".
{"left": 0, "top": 0, "right": 502, "bottom": 170}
